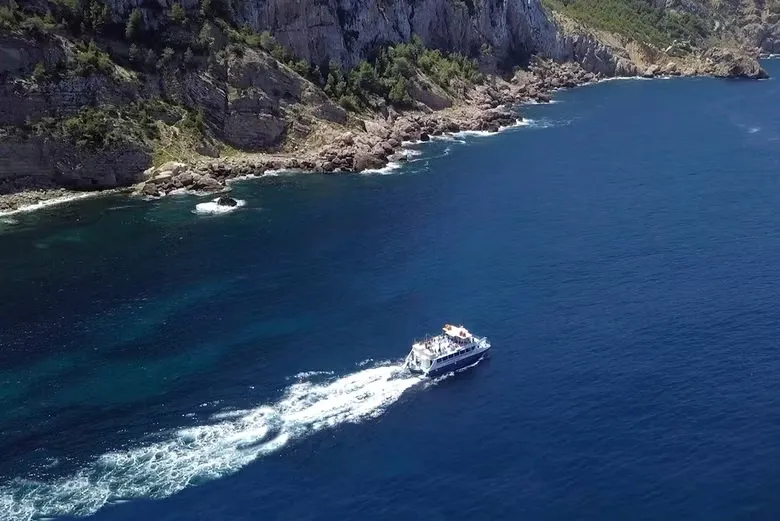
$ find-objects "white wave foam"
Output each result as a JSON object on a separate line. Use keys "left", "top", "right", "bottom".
{"left": 0, "top": 217, "right": 18, "bottom": 225}
{"left": 362, "top": 161, "right": 403, "bottom": 175}
{"left": 451, "top": 129, "right": 496, "bottom": 138}
{"left": 0, "top": 362, "right": 423, "bottom": 521}
{"left": 430, "top": 134, "right": 465, "bottom": 143}
{"left": 228, "top": 169, "right": 297, "bottom": 184}
{"left": 193, "top": 198, "right": 246, "bottom": 215}
{"left": 0, "top": 192, "right": 102, "bottom": 217}
{"left": 498, "top": 118, "right": 533, "bottom": 132}
{"left": 522, "top": 98, "right": 562, "bottom": 105}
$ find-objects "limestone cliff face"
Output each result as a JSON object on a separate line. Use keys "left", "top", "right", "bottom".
{"left": 102, "top": 0, "right": 611, "bottom": 71}
{"left": 232, "top": 0, "right": 560, "bottom": 68}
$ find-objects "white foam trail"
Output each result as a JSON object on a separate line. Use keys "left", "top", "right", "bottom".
{"left": 290, "top": 370, "right": 335, "bottom": 380}
{"left": 0, "top": 192, "right": 102, "bottom": 217}
{"left": 0, "top": 362, "right": 423, "bottom": 521}
{"left": 193, "top": 198, "right": 246, "bottom": 215}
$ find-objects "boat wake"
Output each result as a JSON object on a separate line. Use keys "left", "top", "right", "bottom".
{"left": 0, "top": 362, "right": 424, "bottom": 521}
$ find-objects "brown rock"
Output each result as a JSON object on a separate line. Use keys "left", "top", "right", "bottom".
{"left": 141, "top": 183, "right": 159, "bottom": 197}
{"left": 353, "top": 151, "right": 385, "bottom": 171}
{"left": 176, "top": 172, "right": 194, "bottom": 186}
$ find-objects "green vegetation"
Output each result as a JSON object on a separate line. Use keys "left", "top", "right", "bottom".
{"left": 200, "top": 0, "right": 232, "bottom": 20}
{"left": 73, "top": 41, "right": 113, "bottom": 76}
{"left": 544, "top": 0, "right": 710, "bottom": 47}
{"left": 321, "top": 35, "right": 483, "bottom": 110}
{"left": 32, "top": 62, "right": 49, "bottom": 82}
{"left": 1, "top": 0, "right": 57, "bottom": 37}
{"left": 125, "top": 8, "right": 142, "bottom": 40}
{"left": 170, "top": 3, "right": 187, "bottom": 25}
{"left": 32, "top": 103, "right": 161, "bottom": 150}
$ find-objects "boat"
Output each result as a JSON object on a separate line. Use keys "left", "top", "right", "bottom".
{"left": 404, "top": 324, "right": 491, "bottom": 377}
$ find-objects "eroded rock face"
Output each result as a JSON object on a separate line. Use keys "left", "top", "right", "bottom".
{"left": 702, "top": 47, "right": 769, "bottom": 79}
{"left": 0, "top": 136, "right": 152, "bottom": 194}
{"left": 99, "top": 0, "right": 614, "bottom": 74}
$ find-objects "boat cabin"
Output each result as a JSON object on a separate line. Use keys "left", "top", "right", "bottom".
{"left": 443, "top": 324, "right": 473, "bottom": 343}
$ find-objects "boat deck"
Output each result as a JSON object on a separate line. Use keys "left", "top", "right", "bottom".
{"left": 413, "top": 335, "right": 471, "bottom": 359}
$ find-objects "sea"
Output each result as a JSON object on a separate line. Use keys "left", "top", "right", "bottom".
{"left": 2, "top": 61, "right": 780, "bottom": 521}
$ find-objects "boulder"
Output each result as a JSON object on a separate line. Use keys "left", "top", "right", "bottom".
{"left": 175, "top": 172, "right": 194, "bottom": 187}
{"left": 614, "top": 58, "right": 638, "bottom": 77}
{"left": 353, "top": 151, "right": 385, "bottom": 171}
{"left": 141, "top": 183, "right": 159, "bottom": 197}
{"left": 192, "top": 173, "right": 221, "bottom": 191}
{"left": 158, "top": 161, "right": 187, "bottom": 175}
{"left": 642, "top": 64, "right": 661, "bottom": 78}
{"left": 149, "top": 172, "right": 173, "bottom": 184}
{"left": 364, "top": 120, "right": 392, "bottom": 140}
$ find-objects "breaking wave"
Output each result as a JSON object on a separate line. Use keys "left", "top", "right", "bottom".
{"left": 363, "top": 161, "right": 404, "bottom": 175}
{"left": 0, "top": 362, "right": 424, "bottom": 521}
{"left": 0, "top": 192, "right": 102, "bottom": 217}
{"left": 193, "top": 198, "right": 246, "bottom": 215}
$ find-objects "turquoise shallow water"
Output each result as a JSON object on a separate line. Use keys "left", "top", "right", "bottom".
{"left": 2, "top": 63, "right": 780, "bottom": 520}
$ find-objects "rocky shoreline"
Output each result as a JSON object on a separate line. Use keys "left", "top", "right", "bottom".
{"left": 0, "top": 55, "right": 767, "bottom": 215}
{"left": 112, "top": 61, "right": 592, "bottom": 200}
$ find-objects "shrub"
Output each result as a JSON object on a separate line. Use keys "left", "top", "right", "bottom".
{"left": 388, "top": 77, "right": 412, "bottom": 106}
{"left": 157, "top": 46, "right": 175, "bottom": 69}
{"left": 20, "top": 16, "right": 51, "bottom": 40}
{"left": 183, "top": 47, "right": 195, "bottom": 68}
{"left": 144, "top": 48, "right": 157, "bottom": 69}
{"left": 338, "top": 94, "right": 360, "bottom": 112}
{"left": 83, "top": 0, "right": 109, "bottom": 33}
{"left": 74, "top": 41, "right": 113, "bottom": 76}
{"left": 170, "top": 3, "right": 187, "bottom": 24}
{"left": 125, "top": 8, "right": 142, "bottom": 40}
{"left": 32, "top": 62, "right": 48, "bottom": 82}
{"left": 59, "top": 108, "right": 117, "bottom": 150}
{"left": 128, "top": 43, "right": 141, "bottom": 64}
{"left": 0, "top": 6, "right": 17, "bottom": 31}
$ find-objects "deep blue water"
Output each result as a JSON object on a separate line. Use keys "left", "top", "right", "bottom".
{"left": 3, "top": 62, "right": 780, "bottom": 521}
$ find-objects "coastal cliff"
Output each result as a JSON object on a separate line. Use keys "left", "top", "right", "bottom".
{"left": 0, "top": 0, "right": 770, "bottom": 211}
